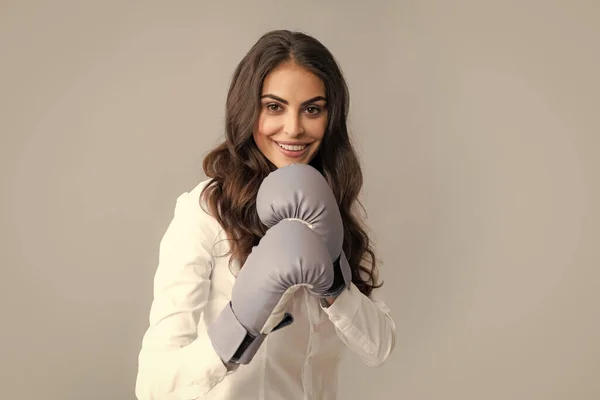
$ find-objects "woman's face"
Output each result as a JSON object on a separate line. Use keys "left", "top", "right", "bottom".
{"left": 253, "top": 61, "right": 328, "bottom": 168}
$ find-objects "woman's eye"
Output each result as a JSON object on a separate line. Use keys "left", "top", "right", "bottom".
{"left": 266, "top": 103, "right": 282, "bottom": 112}
{"left": 305, "top": 106, "right": 321, "bottom": 115}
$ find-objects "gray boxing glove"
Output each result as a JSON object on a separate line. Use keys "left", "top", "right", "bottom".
{"left": 207, "top": 219, "right": 337, "bottom": 365}
{"left": 256, "top": 163, "right": 352, "bottom": 297}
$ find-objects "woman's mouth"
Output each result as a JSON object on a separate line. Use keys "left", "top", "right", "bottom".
{"left": 274, "top": 141, "right": 310, "bottom": 158}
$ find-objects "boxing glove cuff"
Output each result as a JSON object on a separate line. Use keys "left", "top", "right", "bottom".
{"left": 323, "top": 250, "right": 352, "bottom": 297}
{"left": 208, "top": 302, "right": 266, "bottom": 365}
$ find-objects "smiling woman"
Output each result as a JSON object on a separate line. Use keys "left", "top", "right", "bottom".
{"left": 135, "top": 29, "right": 396, "bottom": 400}
{"left": 254, "top": 63, "right": 328, "bottom": 166}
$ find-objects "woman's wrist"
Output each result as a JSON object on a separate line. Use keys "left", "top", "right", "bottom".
{"left": 320, "top": 296, "right": 337, "bottom": 308}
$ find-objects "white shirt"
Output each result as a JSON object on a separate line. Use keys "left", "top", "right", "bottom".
{"left": 135, "top": 179, "right": 397, "bottom": 400}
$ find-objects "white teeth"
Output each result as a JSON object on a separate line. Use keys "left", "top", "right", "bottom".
{"left": 278, "top": 143, "right": 308, "bottom": 151}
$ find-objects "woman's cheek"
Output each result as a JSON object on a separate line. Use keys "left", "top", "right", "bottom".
{"left": 258, "top": 115, "right": 281, "bottom": 136}
{"left": 307, "top": 119, "right": 327, "bottom": 139}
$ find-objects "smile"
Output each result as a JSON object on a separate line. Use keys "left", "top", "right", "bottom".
{"left": 273, "top": 140, "right": 310, "bottom": 158}
{"left": 276, "top": 142, "right": 308, "bottom": 151}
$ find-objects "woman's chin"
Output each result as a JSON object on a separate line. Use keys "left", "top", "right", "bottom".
{"left": 274, "top": 159, "right": 301, "bottom": 169}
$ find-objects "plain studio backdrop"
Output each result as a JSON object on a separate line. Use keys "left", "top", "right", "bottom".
{"left": 1, "top": 1, "right": 599, "bottom": 399}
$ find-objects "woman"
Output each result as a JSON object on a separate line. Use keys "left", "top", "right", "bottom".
{"left": 135, "top": 29, "right": 396, "bottom": 400}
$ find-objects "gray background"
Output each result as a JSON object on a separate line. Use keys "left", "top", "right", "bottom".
{"left": 1, "top": 1, "right": 599, "bottom": 399}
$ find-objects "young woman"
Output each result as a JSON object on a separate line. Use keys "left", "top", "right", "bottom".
{"left": 135, "top": 29, "right": 396, "bottom": 400}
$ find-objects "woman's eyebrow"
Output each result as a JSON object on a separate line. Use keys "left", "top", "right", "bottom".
{"left": 261, "top": 94, "right": 327, "bottom": 107}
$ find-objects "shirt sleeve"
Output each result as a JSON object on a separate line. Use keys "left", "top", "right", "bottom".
{"left": 135, "top": 188, "right": 230, "bottom": 400}
{"left": 320, "top": 276, "right": 396, "bottom": 367}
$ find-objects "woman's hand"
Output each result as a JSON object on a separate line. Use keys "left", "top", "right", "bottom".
{"left": 208, "top": 219, "right": 340, "bottom": 366}
{"left": 256, "top": 163, "right": 352, "bottom": 297}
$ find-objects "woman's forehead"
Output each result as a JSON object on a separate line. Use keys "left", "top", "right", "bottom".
{"left": 262, "top": 62, "right": 325, "bottom": 99}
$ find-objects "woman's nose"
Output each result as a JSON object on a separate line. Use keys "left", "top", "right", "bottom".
{"left": 283, "top": 113, "right": 304, "bottom": 137}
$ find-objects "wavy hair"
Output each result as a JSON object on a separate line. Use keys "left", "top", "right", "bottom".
{"left": 201, "top": 30, "right": 382, "bottom": 296}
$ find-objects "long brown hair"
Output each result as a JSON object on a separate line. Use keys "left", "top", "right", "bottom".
{"left": 201, "top": 30, "right": 382, "bottom": 296}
